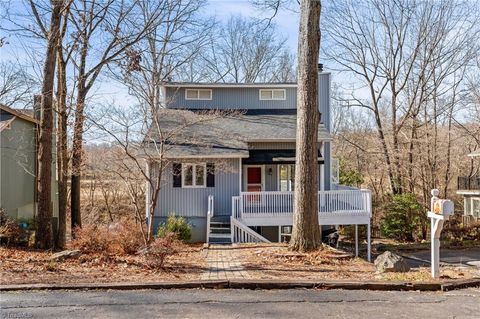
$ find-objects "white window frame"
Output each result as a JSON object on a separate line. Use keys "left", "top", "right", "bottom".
{"left": 259, "top": 89, "right": 286, "bottom": 100}
{"left": 185, "top": 89, "right": 212, "bottom": 100}
{"left": 181, "top": 163, "right": 207, "bottom": 188}
{"left": 277, "top": 164, "right": 295, "bottom": 192}
{"left": 471, "top": 198, "right": 480, "bottom": 217}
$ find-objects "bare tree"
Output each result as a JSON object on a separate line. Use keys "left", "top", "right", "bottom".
{"left": 290, "top": 0, "right": 322, "bottom": 252}
{"left": 67, "top": 0, "right": 163, "bottom": 233}
{"left": 199, "top": 15, "right": 295, "bottom": 83}
{"left": 36, "top": 0, "right": 64, "bottom": 249}
{"left": 0, "top": 62, "right": 38, "bottom": 108}
{"left": 324, "top": 0, "right": 480, "bottom": 195}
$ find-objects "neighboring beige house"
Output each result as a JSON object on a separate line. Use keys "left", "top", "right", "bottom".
{"left": 457, "top": 151, "right": 480, "bottom": 224}
{"left": 0, "top": 103, "right": 58, "bottom": 221}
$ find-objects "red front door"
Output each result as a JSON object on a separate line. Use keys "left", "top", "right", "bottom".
{"left": 247, "top": 167, "right": 262, "bottom": 192}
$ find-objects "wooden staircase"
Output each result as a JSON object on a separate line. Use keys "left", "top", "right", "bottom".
{"left": 207, "top": 216, "right": 232, "bottom": 244}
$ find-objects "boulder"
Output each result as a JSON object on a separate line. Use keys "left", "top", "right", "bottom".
{"left": 374, "top": 251, "right": 410, "bottom": 273}
{"left": 49, "top": 249, "right": 82, "bottom": 261}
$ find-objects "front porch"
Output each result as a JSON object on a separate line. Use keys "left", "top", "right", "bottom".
{"left": 206, "top": 188, "right": 372, "bottom": 261}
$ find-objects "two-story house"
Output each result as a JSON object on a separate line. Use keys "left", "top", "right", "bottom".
{"left": 457, "top": 151, "right": 480, "bottom": 224}
{"left": 142, "top": 67, "right": 372, "bottom": 260}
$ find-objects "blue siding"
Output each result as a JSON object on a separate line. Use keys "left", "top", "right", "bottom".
{"left": 164, "top": 73, "right": 331, "bottom": 129}
{"left": 166, "top": 87, "right": 296, "bottom": 109}
{"left": 155, "top": 159, "right": 240, "bottom": 218}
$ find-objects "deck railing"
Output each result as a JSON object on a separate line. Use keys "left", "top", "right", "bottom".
{"left": 458, "top": 176, "right": 480, "bottom": 191}
{"left": 237, "top": 190, "right": 371, "bottom": 219}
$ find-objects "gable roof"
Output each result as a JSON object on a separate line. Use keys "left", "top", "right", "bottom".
{"left": 0, "top": 104, "right": 39, "bottom": 125}
{"left": 142, "top": 108, "right": 331, "bottom": 158}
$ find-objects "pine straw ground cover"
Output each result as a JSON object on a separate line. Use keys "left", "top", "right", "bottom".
{"left": 0, "top": 244, "right": 207, "bottom": 285}
{"left": 232, "top": 243, "right": 480, "bottom": 282}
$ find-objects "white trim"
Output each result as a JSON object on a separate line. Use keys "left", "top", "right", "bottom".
{"left": 185, "top": 89, "right": 212, "bottom": 100}
{"left": 259, "top": 89, "right": 286, "bottom": 100}
{"left": 277, "top": 164, "right": 295, "bottom": 192}
{"left": 457, "top": 190, "right": 480, "bottom": 195}
{"left": 165, "top": 83, "right": 298, "bottom": 88}
{"left": 238, "top": 158, "right": 242, "bottom": 192}
{"left": 181, "top": 163, "right": 207, "bottom": 188}
{"left": 161, "top": 154, "right": 249, "bottom": 159}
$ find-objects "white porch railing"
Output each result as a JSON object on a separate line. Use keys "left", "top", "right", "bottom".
{"left": 238, "top": 190, "right": 371, "bottom": 218}
{"left": 206, "top": 195, "right": 214, "bottom": 243}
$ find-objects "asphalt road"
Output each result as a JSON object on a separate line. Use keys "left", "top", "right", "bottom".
{"left": 1, "top": 288, "right": 480, "bottom": 319}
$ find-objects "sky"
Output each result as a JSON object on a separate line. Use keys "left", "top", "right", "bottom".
{"left": 0, "top": 0, "right": 303, "bottom": 110}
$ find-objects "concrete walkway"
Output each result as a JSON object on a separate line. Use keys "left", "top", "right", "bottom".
{"left": 201, "top": 245, "right": 249, "bottom": 280}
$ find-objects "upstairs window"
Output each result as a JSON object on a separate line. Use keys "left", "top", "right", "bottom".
{"left": 259, "top": 89, "right": 286, "bottom": 100}
{"left": 185, "top": 89, "right": 212, "bottom": 100}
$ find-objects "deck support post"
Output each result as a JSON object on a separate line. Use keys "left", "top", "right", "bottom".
{"left": 355, "top": 224, "right": 359, "bottom": 257}
{"left": 367, "top": 222, "right": 371, "bottom": 262}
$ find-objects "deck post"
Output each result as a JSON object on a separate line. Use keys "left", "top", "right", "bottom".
{"left": 367, "top": 221, "right": 371, "bottom": 262}
{"left": 355, "top": 224, "right": 358, "bottom": 257}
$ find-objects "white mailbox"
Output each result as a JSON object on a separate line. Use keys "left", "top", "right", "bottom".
{"left": 432, "top": 199, "right": 454, "bottom": 216}
{"left": 427, "top": 189, "right": 454, "bottom": 279}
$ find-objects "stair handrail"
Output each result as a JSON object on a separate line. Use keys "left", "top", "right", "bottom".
{"left": 230, "top": 216, "right": 270, "bottom": 243}
{"left": 206, "top": 195, "right": 214, "bottom": 243}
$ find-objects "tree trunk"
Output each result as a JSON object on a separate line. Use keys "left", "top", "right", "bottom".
{"left": 290, "top": 0, "right": 322, "bottom": 252}
{"left": 55, "top": 41, "right": 68, "bottom": 248}
{"left": 36, "top": 0, "right": 63, "bottom": 249}
{"left": 70, "top": 35, "right": 88, "bottom": 234}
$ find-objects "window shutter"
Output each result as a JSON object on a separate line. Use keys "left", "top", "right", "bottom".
{"left": 172, "top": 163, "right": 182, "bottom": 188}
{"left": 206, "top": 163, "right": 215, "bottom": 187}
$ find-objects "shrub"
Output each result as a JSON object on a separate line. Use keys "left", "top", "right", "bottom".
{"left": 0, "top": 208, "right": 26, "bottom": 246}
{"left": 143, "top": 233, "right": 176, "bottom": 269}
{"left": 71, "top": 224, "right": 113, "bottom": 254}
{"left": 157, "top": 214, "right": 192, "bottom": 241}
{"left": 112, "top": 220, "right": 147, "bottom": 255}
{"left": 442, "top": 219, "right": 480, "bottom": 242}
{"left": 380, "top": 193, "right": 424, "bottom": 242}
{"left": 71, "top": 221, "right": 148, "bottom": 255}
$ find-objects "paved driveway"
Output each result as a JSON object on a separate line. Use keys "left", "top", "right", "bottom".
{"left": 1, "top": 288, "right": 480, "bottom": 318}
{"left": 402, "top": 247, "right": 480, "bottom": 268}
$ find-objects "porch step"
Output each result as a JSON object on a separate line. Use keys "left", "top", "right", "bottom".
{"left": 208, "top": 233, "right": 231, "bottom": 239}
{"left": 210, "top": 227, "right": 231, "bottom": 233}
{"left": 211, "top": 216, "right": 230, "bottom": 223}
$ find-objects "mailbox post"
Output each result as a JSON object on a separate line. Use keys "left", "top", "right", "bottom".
{"left": 427, "top": 189, "right": 454, "bottom": 279}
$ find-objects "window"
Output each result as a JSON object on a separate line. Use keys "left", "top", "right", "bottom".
{"left": 185, "top": 89, "right": 212, "bottom": 100}
{"left": 472, "top": 198, "right": 480, "bottom": 218}
{"left": 279, "top": 164, "right": 295, "bottom": 191}
{"left": 259, "top": 89, "right": 286, "bottom": 100}
{"left": 280, "top": 226, "right": 292, "bottom": 243}
{"left": 182, "top": 163, "right": 206, "bottom": 187}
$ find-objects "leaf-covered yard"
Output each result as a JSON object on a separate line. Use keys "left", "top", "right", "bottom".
{"left": 1, "top": 243, "right": 478, "bottom": 285}
{"left": 0, "top": 245, "right": 206, "bottom": 285}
